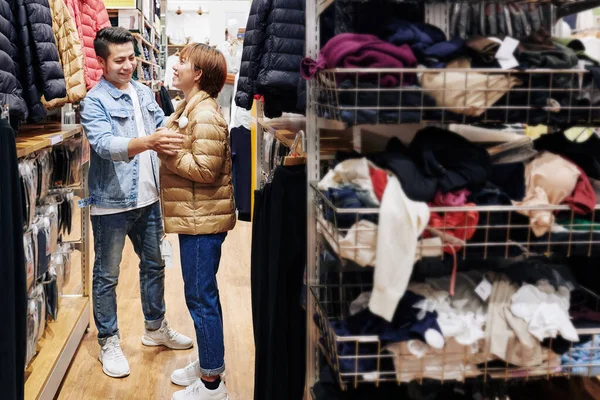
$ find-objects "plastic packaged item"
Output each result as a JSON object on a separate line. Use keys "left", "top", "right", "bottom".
{"left": 24, "top": 231, "right": 36, "bottom": 293}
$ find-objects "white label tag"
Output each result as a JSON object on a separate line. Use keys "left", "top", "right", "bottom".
{"left": 475, "top": 278, "right": 493, "bottom": 301}
{"left": 161, "top": 239, "right": 174, "bottom": 269}
{"left": 495, "top": 37, "right": 520, "bottom": 70}
{"left": 495, "top": 37, "right": 519, "bottom": 60}
{"left": 498, "top": 57, "right": 520, "bottom": 70}
{"left": 50, "top": 134, "right": 63, "bottom": 145}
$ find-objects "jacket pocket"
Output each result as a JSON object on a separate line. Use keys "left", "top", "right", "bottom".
{"left": 108, "top": 108, "right": 133, "bottom": 137}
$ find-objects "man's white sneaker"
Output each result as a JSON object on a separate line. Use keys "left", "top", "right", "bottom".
{"left": 142, "top": 320, "right": 193, "bottom": 350}
{"left": 99, "top": 336, "right": 130, "bottom": 378}
{"left": 171, "top": 360, "right": 226, "bottom": 387}
{"left": 171, "top": 379, "right": 229, "bottom": 400}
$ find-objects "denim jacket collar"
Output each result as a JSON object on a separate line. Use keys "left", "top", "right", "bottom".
{"left": 98, "top": 77, "right": 145, "bottom": 100}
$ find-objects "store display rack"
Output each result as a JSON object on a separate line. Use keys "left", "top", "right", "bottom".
{"left": 303, "top": 0, "right": 600, "bottom": 397}
{"left": 17, "top": 124, "right": 91, "bottom": 400}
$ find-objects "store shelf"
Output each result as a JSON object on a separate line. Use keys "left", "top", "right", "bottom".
{"left": 311, "top": 68, "right": 600, "bottom": 127}
{"left": 136, "top": 57, "right": 158, "bottom": 67}
{"left": 16, "top": 124, "right": 83, "bottom": 158}
{"left": 260, "top": 118, "right": 353, "bottom": 157}
{"left": 25, "top": 296, "right": 90, "bottom": 400}
{"left": 133, "top": 33, "right": 159, "bottom": 54}
{"left": 311, "top": 284, "right": 600, "bottom": 390}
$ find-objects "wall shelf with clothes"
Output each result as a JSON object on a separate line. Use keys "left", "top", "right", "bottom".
{"left": 301, "top": 0, "right": 600, "bottom": 399}
{"left": 14, "top": 124, "right": 91, "bottom": 400}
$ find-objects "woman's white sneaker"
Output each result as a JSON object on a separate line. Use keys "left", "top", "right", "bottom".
{"left": 171, "top": 360, "right": 226, "bottom": 386}
{"left": 171, "top": 379, "right": 229, "bottom": 400}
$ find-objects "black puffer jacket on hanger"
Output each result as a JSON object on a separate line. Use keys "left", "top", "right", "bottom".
{"left": 14, "top": 0, "right": 67, "bottom": 122}
{"left": 235, "top": 0, "right": 305, "bottom": 118}
{"left": 0, "top": 0, "right": 28, "bottom": 123}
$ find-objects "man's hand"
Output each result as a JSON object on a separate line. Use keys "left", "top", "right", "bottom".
{"left": 146, "top": 129, "right": 185, "bottom": 156}
{"left": 128, "top": 128, "right": 185, "bottom": 158}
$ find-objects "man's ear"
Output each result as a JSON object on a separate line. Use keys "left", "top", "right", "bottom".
{"left": 97, "top": 56, "right": 106, "bottom": 70}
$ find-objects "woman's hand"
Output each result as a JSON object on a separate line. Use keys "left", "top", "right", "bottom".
{"left": 146, "top": 128, "right": 185, "bottom": 156}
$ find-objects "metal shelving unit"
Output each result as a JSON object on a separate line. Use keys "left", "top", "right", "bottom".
{"left": 16, "top": 124, "right": 91, "bottom": 400}
{"left": 303, "top": 0, "right": 600, "bottom": 397}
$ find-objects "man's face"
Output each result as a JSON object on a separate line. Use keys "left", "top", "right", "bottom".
{"left": 98, "top": 42, "right": 137, "bottom": 87}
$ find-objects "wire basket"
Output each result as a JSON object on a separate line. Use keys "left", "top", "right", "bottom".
{"left": 311, "top": 283, "right": 600, "bottom": 391}
{"left": 311, "top": 68, "right": 600, "bottom": 127}
{"left": 312, "top": 183, "right": 600, "bottom": 265}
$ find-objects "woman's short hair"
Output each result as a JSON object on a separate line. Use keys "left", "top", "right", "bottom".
{"left": 180, "top": 43, "right": 227, "bottom": 98}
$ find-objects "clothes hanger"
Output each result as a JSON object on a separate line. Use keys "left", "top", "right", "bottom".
{"left": 283, "top": 130, "right": 306, "bottom": 166}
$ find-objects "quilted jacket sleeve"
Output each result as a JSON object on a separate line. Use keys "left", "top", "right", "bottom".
{"left": 161, "top": 110, "right": 227, "bottom": 184}
{"left": 234, "top": 0, "right": 272, "bottom": 110}
{"left": 24, "top": 0, "right": 67, "bottom": 101}
{"left": 0, "top": 0, "right": 28, "bottom": 122}
{"left": 43, "top": 0, "right": 86, "bottom": 108}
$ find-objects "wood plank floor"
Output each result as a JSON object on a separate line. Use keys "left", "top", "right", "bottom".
{"left": 56, "top": 221, "right": 254, "bottom": 400}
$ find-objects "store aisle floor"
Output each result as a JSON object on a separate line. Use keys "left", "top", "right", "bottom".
{"left": 56, "top": 221, "right": 254, "bottom": 400}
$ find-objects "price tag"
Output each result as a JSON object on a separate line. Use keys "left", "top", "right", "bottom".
{"left": 50, "top": 134, "right": 63, "bottom": 145}
{"left": 495, "top": 37, "right": 520, "bottom": 70}
{"left": 475, "top": 278, "right": 493, "bottom": 301}
{"left": 161, "top": 238, "right": 174, "bottom": 269}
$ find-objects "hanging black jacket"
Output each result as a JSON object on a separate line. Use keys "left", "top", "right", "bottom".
{"left": 0, "top": 0, "right": 28, "bottom": 123}
{"left": 14, "top": 0, "right": 67, "bottom": 122}
{"left": 235, "top": 0, "right": 306, "bottom": 118}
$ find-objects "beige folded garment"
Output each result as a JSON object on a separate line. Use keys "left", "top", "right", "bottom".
{"left": 420, "top": 58, "right": 522, "bottom": 117}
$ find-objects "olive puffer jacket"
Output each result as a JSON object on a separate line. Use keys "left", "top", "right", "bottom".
{"left": 14, "top": 0, "right": 67, "bottom": 122}
{"left": 0, "top": 0, "right": 28, "bottom": 122}
{"left": 64, "top": 0, "right": 110, "bottom": 90}
{"left": 160, "top": 91, "right": 237, "bottom": 235}
{"left": 43, "top": 0, "right": 86, "bottom": 108}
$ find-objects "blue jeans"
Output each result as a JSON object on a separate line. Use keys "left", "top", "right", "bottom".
{"left": 91, "top": 201, "right": 166, "bottom": 345}
{"left": 179, "top": 233, "right": 227, "bottom": 376}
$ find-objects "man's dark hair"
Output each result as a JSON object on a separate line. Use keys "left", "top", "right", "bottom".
{"left": 94, "top": 27, "right": 135, "bottom": 60}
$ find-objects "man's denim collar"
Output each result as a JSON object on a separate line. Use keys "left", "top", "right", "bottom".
{"left": 98, "top": 77, "right": 142, "bottom": 99}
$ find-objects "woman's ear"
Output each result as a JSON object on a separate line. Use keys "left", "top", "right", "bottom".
{"left": 194, "top": 69, "right": 203, "bottom": 83}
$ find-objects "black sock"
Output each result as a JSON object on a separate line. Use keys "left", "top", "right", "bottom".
{"left": 201, "top": 377, "right": 221, "bottom": 390}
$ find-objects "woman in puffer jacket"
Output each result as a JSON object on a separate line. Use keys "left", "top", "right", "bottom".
{"left": 159, "top": 43, "right": 236, "bottom": 400}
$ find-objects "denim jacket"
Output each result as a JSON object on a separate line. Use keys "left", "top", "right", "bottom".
{"left": 80, "top": 78, "right": 165, "bottom": 208}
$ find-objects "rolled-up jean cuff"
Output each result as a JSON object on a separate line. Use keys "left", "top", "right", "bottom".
{"left": 98, "top": 332, "right": 120, "bottom": 346}
{"left": 199, "top": 364, "right": 225, "bottom": 376}
{"left": 145, "top": 316, "right": 165, "bottom": 331}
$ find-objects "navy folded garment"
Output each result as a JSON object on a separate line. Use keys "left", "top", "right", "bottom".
{"left": 409, "top": 127, "right": 491, "bottom": 194}
{"left": 329, "top": 291, "right": 441, "bottom": 374}
{"left": 381, "top": 20, "right": 466, "bottom": 68}
{"left": 332, "top": 291, "right": 440, "bottom": 343}
{"left": 336, "top": 80, "right": 438, "bottom": 126}
{"left": 324, "top": 187, "right": 378, "bottom": 229}
{"left": 489, "top": 163, "right": 526, "bottom": 201}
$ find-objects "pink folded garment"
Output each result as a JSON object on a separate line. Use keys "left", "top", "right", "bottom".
{"left": 433, "top": 189, "right": 471, "bottom": 207}
{"left": 300, "top": 33, "right": 418, "bottom": 86}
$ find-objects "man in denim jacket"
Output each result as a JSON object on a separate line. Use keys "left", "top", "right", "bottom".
{"left": 80, "top": 27, "right": 192, "bottom": 379}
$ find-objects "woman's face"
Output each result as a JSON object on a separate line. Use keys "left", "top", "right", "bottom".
{"left": 172, "top": 57, "right": 201, "bottom": 92}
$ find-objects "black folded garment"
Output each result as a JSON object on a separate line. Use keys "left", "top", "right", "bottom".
{"left": 409, "top": 126, "right": 491, "bottom": 194}
{"left": 335, "top": 80, "right": 439, "bottom": 126}
{"left": 534, "top": 132, "right": 600, "bottom": 180}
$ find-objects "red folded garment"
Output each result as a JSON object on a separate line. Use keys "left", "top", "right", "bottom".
{"left": 369, "top": 166, "right": 388, "bottom": 201}
{"left": 425, "top": 204, "right": 479, "bottom": 254}
{"left": 563, "top": 163, "right": 597, "bottom": 215}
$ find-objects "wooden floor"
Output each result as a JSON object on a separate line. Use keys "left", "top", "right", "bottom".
{"left": 56, "top": 221, "right": 255, "bottom": 400}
